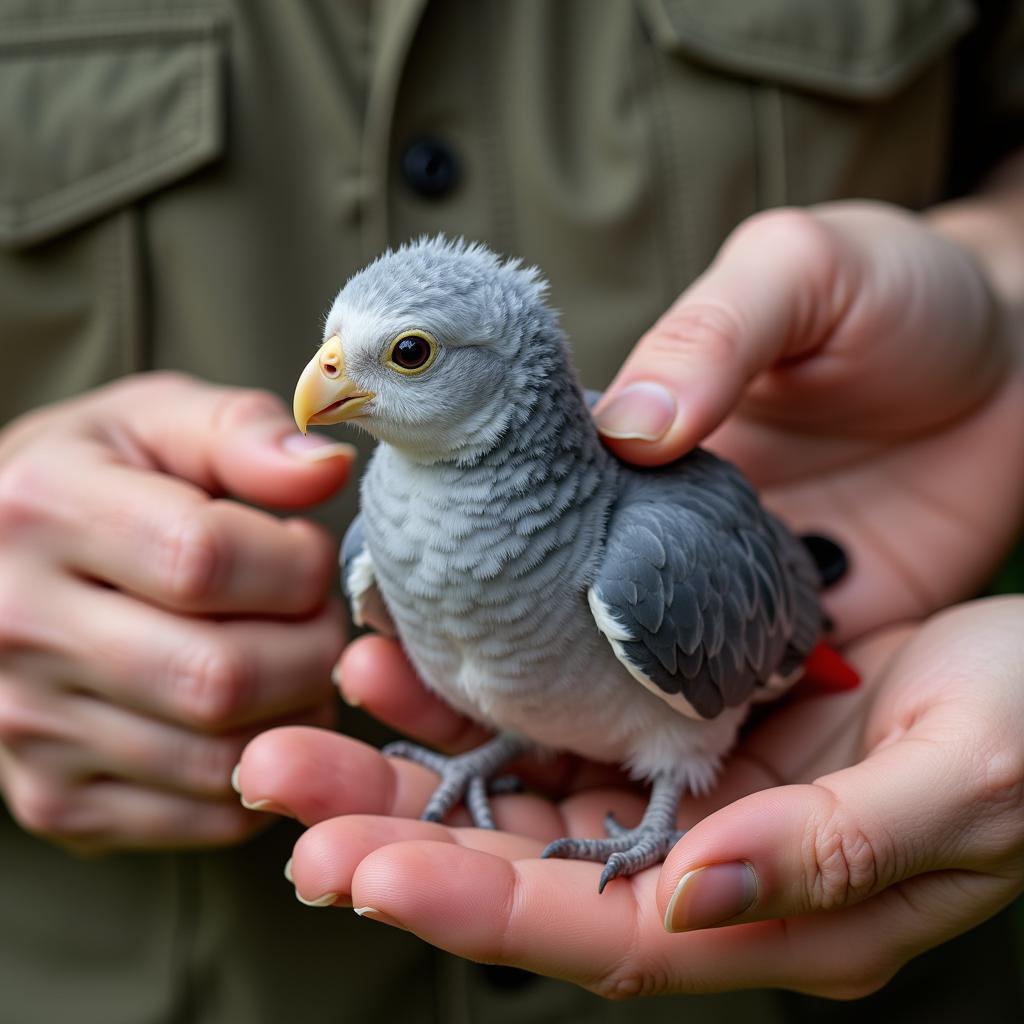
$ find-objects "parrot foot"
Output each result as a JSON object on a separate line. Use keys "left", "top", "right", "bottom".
{"left": 541, "top": 823, "right": 686, "bottom": 893}
{"left": 540, "top": 773, "right": 688, "bottom": 893}
{"left": 383, "top": 733, "right": 529, "bottom": 830}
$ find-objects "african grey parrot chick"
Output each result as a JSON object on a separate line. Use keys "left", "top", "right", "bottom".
{"left": 293, "top": 237, "right": 837, "bottom": 892}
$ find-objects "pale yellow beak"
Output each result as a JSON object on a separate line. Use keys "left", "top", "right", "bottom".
{"left": 293, "top": 335, "right": 375, "bottom": 433}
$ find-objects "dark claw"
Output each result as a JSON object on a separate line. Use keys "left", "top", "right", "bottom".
{"left": 598, "top": 857, "right": 624, "bottom": 894}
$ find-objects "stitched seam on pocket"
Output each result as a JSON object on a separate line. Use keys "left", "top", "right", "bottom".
{"left": 662, "top": 0, "right": 971, "bottom": 72}
{"left": 0, "top": 31, "right": 221, "bottom": 247}
{"left": 0, "top": 12, "right": 223, "bottom": 52}
{"left": 644, "top": 0, "right": 974, "bottom": 96}
{"left": 0, "top": 71, "right": 204, "bottom": 229}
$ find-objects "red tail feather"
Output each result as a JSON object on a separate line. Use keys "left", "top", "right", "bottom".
{"left": 794, "top": 641, "right": 861, "bottom": 696}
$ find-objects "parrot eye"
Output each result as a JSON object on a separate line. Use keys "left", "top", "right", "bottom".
{"left": 385, "top": 331, "right": 438, "bottom": 375}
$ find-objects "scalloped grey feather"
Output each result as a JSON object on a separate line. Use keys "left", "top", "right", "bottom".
{"left": 317, "top": 237, "right": 828, "bottom": 881}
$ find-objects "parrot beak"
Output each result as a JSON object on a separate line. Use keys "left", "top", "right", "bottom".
{"left": 293, "top": 335, "right": 376, "bottom": 433}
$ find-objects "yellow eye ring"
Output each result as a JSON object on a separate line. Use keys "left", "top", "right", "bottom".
{"left": 384, "top": 330, "right": 439, "bottom": 375}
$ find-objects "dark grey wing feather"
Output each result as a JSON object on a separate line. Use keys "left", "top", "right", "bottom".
{"left": 589, "top": 449, "right": 823, "bottom": 719}
{"left": 341, "top": 514, "right": 396, "bottom": 636}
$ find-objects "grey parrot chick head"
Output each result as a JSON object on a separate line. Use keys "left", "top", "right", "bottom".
{"left": 293, "top": 236, "right": 564, "bottom": 461}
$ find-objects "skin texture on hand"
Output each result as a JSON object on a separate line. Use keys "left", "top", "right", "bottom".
{"left": 239, "top": 598, "right": 1024, "bottom": 999}
{"left": 0, "top": 372, "right": 353, "bottom": 852}
{"left": 594, "top": 202, "right": 1024, "bottom": 642}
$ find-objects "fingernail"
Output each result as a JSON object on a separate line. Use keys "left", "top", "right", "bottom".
{"left": 281, "top": 433, "right": 357, "bottom": 463}
{"left": 594, "top": 382, "right": 677, "bottom": 441}
{"left": 283, "top": 857, "right": 294, "bottom": 883}
{"left": 354, "top": 906, "right": 404, "bottom": 928}
{"left": 240, "top": 795, "right": 288, "bottom": 814}
{"left": 664, "top": 861, "right": 758, "bottom": 933}
{"left": 296, "top": 889, "right": 339, "bottom": 908}
{"left": 230, "top": 763, "right": 242, "bottom": 794}
{"left": 332, "top": 663, "right": 360, "bottom": 706}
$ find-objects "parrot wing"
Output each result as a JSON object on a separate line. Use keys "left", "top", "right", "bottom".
{"left": 341, "top": 514, "right": 396, "bottom": 636}
{"left": 588, "top": 449, "right": 822, "bottom": 720}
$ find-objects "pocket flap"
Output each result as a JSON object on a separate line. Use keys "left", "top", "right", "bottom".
{"left": 0, "top": 13, "right": 224, "bottom": 248}
{"left": 638, "top": 0, "right": 974, "bottom": 100}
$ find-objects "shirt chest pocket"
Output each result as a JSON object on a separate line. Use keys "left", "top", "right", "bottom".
{"left": 634, "top": 0, "right": 974, "bottom": 278}
{"left": 0, "top": 11, "right": 224, "bottom": 247}
{"left": 0, "top": 10, "right": 225, "bottom": 417}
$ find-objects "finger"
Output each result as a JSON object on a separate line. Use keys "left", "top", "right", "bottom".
{"left": 336, "top": 636, "right": 490, "bottom": 751}
{"left": 659, "top": 601, "right": 1024, "bottom": 932}
{"left": 346, "top": 835, "right": 1017, "bottom": 998}
{"left": 657, "top": 729, "right": 993, "bottom": 934}
{"left": 0, "top": 747, "right": 269, "bottom": 852}
{"left": 350, "top": 839, "right": 684, "bottom": 996}
{"left": 30, "top": 443, "right": 337, "bottom": 614}
{"left": 91, "top": 373, "right": 356, "bottom": 508}
{"left": 288, "top": 786, "right": 755, "bottom": 911}
{"left": 237, "top": 727, "right": 439, "bottom": 824}
{"left": 290, "top": 815, "right": 545, "bottom": 907}
{"left": 55, "top": 781, "right": 269, "bottom": 853}
{"left": 47, "top": 581, "right": 344, "bottom": 731}
{"left": 593, "top": 209, "right": 854, "bottom": 466}
{"left": 23, "top": 692, "right": 336, "bottom": 799}
{"left": 238, "top": 726, "right": 570, "bottom": 837}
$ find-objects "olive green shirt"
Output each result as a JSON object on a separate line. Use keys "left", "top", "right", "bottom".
{"left": 1, "top": 1, "right": 1022, "bottom": 1021}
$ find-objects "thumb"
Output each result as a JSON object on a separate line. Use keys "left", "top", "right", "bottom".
{"left": 658, "top": 734, "right": 977, "bottom": 933}
{"left": 593, "top": 208, "right": 855, "bottom": 466}
{"left": 102, "top": 372, "right": 356, "bottom": 508}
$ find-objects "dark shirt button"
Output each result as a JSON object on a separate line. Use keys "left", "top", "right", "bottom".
{"left": 401, "top": 139, "right": 460, "bottom": 198}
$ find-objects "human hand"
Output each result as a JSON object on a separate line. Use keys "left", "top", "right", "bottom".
{"left": 0, "top": 373, "right": 352, "bottom": 852}
{"left": 237, "top": 598, "right": 1024, "bottom": 999}
{"left": 592, "top": 202, "right": 1024, "bottom": 640}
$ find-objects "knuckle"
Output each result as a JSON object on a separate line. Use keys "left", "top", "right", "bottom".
{"left": 811, "top": 957, "right": 899, "bottom": 1001}
{"left": 0, "top": 574, "right": 30, "bottom": 653}
{"left": 588, "top": 907, "right": 676, "bottom": 1000}
{"left": 591, "top": 963, "right": 674, "bottom": 1001}
{"left": 0, "top": 454, "right": 49, "bottom": 532}
{"left": 804, "top": 802, "right": 888, "bottom": 910}
{"left": 733, "top": 207, "right": 843, "bottom": 298}
{"left": 209, "top": 803, "right": 267, "bottom": 846}
{"left": 210, "top": 388, "right": 285, "bottom": 433}
{"left": 966, "top": 743, "right": 1024, "bottom": 860}
{"left": 95, "top": 371, "right": 199, "bottom": 415}
{"left": 648, "top": 302, "right": 744, "bottom": 370}
{"left": 736, "top": 207, "right": 838, "bottom": 265}
{"left": 158, "top": 512, "right": 226, "bottom": 605}
{"left": 320, "top": 604, "right": 348, "bottom": 666}
{"left": 117, "top": 370, "right": 196, "bottom": 399}
{"left": 285, "top": 519, "right": 337, "bottom": 608}
{"left": 172, "top": 641, "right": 250, "bottom": 730}
{"left": 182, "top": 735, "right": 244, "bottom": 795}
{"left": 0, "top": 686, "right": 43, "bottom": 747}
{"left": 976, "top": 744, "right": 1024, "bottom": 811}
{"left": 6, "top": 774, "right": 75, "bottom": 838}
